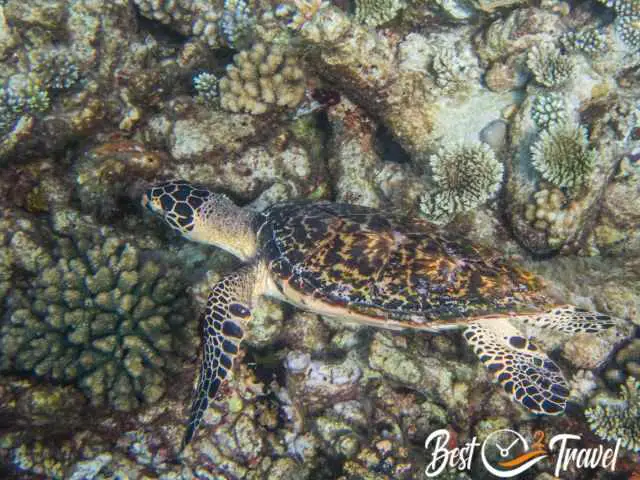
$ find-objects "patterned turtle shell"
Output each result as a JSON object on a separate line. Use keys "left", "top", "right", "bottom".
{"left": 255, "top": 201, "right": 549, "bottom": 324}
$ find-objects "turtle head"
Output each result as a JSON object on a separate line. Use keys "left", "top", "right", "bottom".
{"left": 142, "top": 180, "right": 257, "bottom": 260}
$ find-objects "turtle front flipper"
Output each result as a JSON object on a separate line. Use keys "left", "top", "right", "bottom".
{"left": 182, "top": 265, "right": 262, "bottom": 449}
{"left": 463, "top": 318, "right": 570, "bottom": 416}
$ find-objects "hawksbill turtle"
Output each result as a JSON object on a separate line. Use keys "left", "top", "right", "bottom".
{"left": 142, "top": 180, "right": 615, "bottom": 449}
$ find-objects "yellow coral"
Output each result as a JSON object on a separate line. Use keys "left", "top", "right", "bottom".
{"left": 220, "top": 42, "right": 305, "bottom": 115}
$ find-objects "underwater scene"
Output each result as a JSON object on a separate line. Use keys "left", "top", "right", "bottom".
{"left": 0, "top": 0, "right": 639, "bottom": 478}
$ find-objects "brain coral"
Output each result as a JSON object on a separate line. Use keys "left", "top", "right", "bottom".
{"left": 0, "top": 216, "right": 195, "bottom": 411}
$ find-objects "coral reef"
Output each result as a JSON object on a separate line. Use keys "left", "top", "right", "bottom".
{"left": 193, "top": 72, "right": 219, "bottom": 106}
{"left": 526, "top": 42, "right": 575, "bottom": 88}
{"left": 219, "top": 42, "right": 306, "bottom": 114}
{"left": 530, "top": 123, "right": 596, "bottom": 189}
{"left": 132, "top": 0, "right": 222, "bottom": 47}
{"left": 560, "top": 28, "right": 609, "bottom": 56}
{"left": 0, "top": 213, "right": 196, "bottom": 411}
{"left": 221, "top": 0, "right": 256, "bottom": 48}
{"left": 355, "top": 0, "right": 405, "bottom": 27}
{"left": 1, "top": 0, "right": 640, "bottom": 477}
{"left": 530, "top": 93, "right": 567, "bottom": 130}
{"left": 74, "top": 140, "right": 165, "bottom": 220}
{"left": 586, "top": 377, "right": 640, "bottom": 452}
{"left": 419, "top": 141, "right": 504, "bottom": 223}
{"left": 523, "top": 189, "right": 579, "bottom": 249}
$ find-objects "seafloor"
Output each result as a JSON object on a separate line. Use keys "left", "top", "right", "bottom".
{"left": 0, "top": 0, "right": 639, "bottom": 478}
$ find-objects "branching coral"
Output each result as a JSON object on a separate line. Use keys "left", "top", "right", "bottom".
{"left": 1, "top": 47, "right": 80, "bottom": 137}
{"left": 430, "top": 48, "right": 474, "bottom": 94}
{"left": 355, "top": 0, "right": 405, "bottom": 27}
{"left": 585, "top": 377, "right": 640, "bottom": 452}
{"left": 419, "top": 142, "right": 504, "bottom": 223}
{"left": 617, "top": 14, "right": 640, "bottom": 50}
{"left": 0, "top": 217, "right": 195, "bottom": 411}
{"left": 530, "top": 123, "right": 596, "bottom": 189}
{"left": 560, "top": 28, "right": 609, "bottom": 55}
{"left": 526, "top": 42, "right": 575, "bottom": 88}
{"left": 221, "top": 0, "right": 256, "bottom": 48}
{"left": 596, "top": 0, "right": 640, "bottom": 50}
{"left": 597, "top": 0, "right": 640, "bottom": 17}
{"left": 219, "top": 42, "right": 306, "bottom": 114}
{"left": 530, "top": 93, "right": 567, "bottom": 130}
{"left": 132, "top": 0, "right": 222, "bottom": 47}
{"left": 193, "top": 72, "right": 219, "bottom": 105}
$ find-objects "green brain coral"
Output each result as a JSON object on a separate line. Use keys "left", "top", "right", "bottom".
{"left": 419, "top": 142, "right": 504, "bottom": 224}
{"left": 0, "top": 219, "right": 195, "bottom": 411}
{"left": 530, "top": 123, "right": 596, "bottom": 189}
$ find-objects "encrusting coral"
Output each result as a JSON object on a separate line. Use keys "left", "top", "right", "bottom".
{"left": 585, "top": 376, "right": 640, "bottom": 452}
{"left": 0, "top": 214, "right": 195, "bottom": 411}
{"left": 219, "top": 41, "right": 306, "bottom": 114}
{"left": 419, "top": 141, "right": 504, "bottom": 223}
{"left": 530, "top": 123, "right": 596, "bottom": 189}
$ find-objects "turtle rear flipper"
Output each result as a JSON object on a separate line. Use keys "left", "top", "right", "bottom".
{"left": 182, "top": 265, "right": 260, "bottom": 450}
{"left": 463, "top": 318, "right": 570, "bottom": 415}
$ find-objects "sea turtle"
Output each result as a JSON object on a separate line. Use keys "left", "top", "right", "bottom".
{"left": 141, "top": 180, "right": 615, "bottom": 449}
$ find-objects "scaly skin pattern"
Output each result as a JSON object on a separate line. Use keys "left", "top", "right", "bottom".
{"left": 256, "top": 200, "right": 548, "bottom": 324}
{"left": 142, "top": 181, "right": 615, "bottom": 447}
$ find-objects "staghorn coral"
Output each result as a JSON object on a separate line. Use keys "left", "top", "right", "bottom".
{"left": 530, "top": 92, "right": 567, "bottom": 130}
{"left": 0, "top": 215, "right": 195, "bottom": 411}
{"left": 419, "top": 141, "right": 504, "bottom": 223}
{"left": 530, "top": 123, "right": 596, "bottom": 189}
{"left": 219, "top": 42, "right": 306, "bottom": 115}
{"left": 526, "top": 42, "right": 575, "bottom": 88}
{"left": 355, "top": 0, "right": 405, "bottom": 27}
{"left": 585, "top": 377, "right": 640, "bottom": 452}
